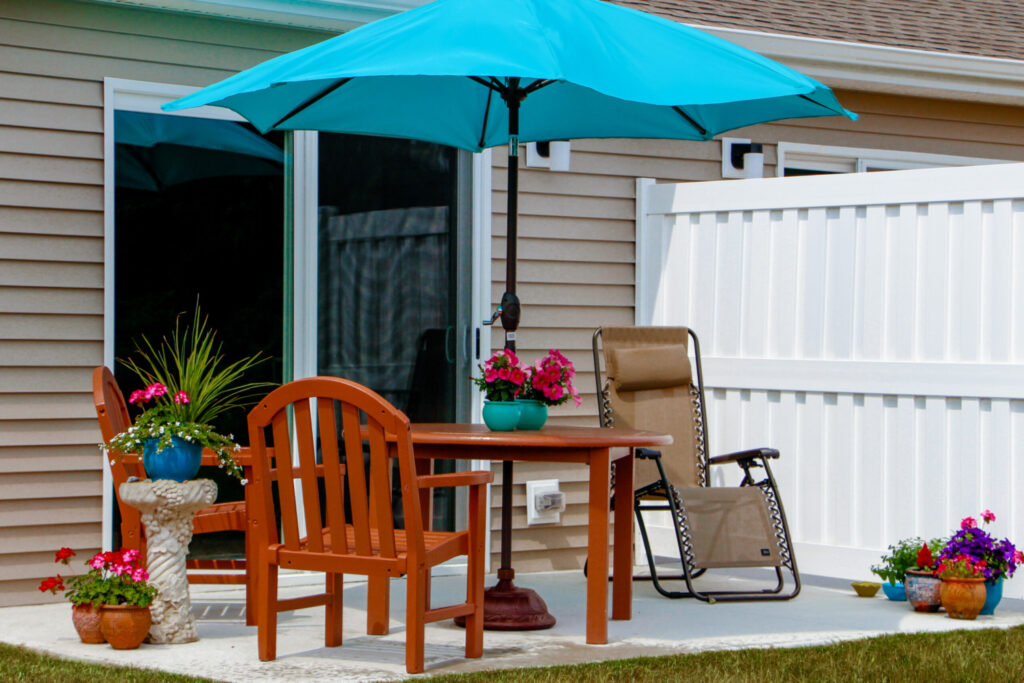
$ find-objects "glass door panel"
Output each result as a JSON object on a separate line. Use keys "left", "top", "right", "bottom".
{"left": 113, "top": 110, "right": 285, "bottom": 558}
{"left": 316, "top": 133, "right": 462, "bottom": 530}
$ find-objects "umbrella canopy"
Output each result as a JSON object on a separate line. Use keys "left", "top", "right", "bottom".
{"left": 164, "top": 0, "right": 854, "bottom": 339}
{"left": 165, "top": 0, "right": 854, "bottom": 151}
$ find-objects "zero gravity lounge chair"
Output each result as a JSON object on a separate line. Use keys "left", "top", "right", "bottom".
{"left": 592, "top": 326, "right": 800, "bottom": 602}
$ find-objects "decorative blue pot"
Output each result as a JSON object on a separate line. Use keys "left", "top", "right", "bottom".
{"left": 980, "top": 577, "right": 1003, "bottom": 615}
{"left": 882, "top": 582, "right": 907, "bottom": 601}
{"left": 905, "top": 570, "right": 942, "bottom": 612}
{"left": 482, "top": 401, "right": 521, "bottom": 431}
{"left": 514, "top": 399, "right": 548, "bottom": 430}
{"left": 142, "top": 437, "right": 202, "bottom": 482}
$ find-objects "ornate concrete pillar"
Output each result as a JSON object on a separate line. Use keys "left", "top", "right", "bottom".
{"left": 119, "top": 479, "right": 217, "bottom": 644}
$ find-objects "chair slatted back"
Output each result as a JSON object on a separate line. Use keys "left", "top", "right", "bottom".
{"left": 595, "top": 327, "right": 707, "bottom": 489}
{"left": 92, "top": 366, "right": 146, "bottom": 549}
{"left": 247, "top": 377, "right": 425, "bottom": 562}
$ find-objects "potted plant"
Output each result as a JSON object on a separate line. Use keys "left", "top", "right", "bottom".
{"left": 516, "top": 349, "right": 583, "bottom": 430}
{"left": 102, "top": 307, "right": 270, "bottom": 483}
{"left": 939, "top": 510, "right": 1022, "bottom": 615}
{"left": 40, "top": 547, "right": 157, "bottom": 648}
{"left": 905, "top": 542, "right": 943, "bottom": 612}
{"left": 871, "top": 537, "right": 943, "bottom": 601}
{"left": 936, "top": 554, "right": 987, "bottom": 620}
{"left": 473, "top": 349, "right": 528, "bottom": 431}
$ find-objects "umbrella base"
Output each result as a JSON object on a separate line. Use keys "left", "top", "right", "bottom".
{"left": 454, "top": 573, "right": 556, "bottom": 631}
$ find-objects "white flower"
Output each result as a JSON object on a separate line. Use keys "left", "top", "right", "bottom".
{"left": 240, "top": 478, "right": 249, "bottom": 486}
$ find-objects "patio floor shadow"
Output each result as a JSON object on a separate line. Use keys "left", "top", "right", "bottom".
{"left": 5, "top": 568, "right": 1023, "bottom": 681}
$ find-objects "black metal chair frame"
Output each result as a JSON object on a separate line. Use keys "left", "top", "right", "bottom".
{"left": 592, "top": 327, "right": 801, "bottom": 603}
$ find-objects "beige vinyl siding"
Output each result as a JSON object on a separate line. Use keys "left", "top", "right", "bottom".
{"left": 489, "top": 88, "right": 1024, "bottom": 572}
{"left": 0, "top": 0, "right": 329, "bottom": 607}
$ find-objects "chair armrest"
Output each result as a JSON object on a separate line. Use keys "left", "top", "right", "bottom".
{"left": 418, "top": 471, "right": 494, "bottom": 489}
{"left": 709, "top": 447, "right": 779, "bottom": 465}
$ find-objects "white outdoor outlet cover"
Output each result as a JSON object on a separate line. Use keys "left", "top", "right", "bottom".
{"left": 526, "top": 479, "right": 561, "bottom": 525}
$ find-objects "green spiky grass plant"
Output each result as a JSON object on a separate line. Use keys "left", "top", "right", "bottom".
{"left": 102, "top": 307, "right": 274, "bottom": 481}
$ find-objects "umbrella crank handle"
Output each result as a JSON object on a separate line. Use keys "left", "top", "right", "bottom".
{"left": 482, "top": 306, "right": 502, "bottom": 326}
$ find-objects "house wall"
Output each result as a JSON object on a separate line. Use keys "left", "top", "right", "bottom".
{"left": 0, "top": 0, "right": 328, "bottom": 607}
{"left": 496, "top": 88, "right": 1024, "bottom": 572}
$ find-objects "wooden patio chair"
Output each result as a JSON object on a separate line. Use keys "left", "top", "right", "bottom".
{"left": 592, "top": 327, "right": 800, "bottom": 602}
{"left": 246, "top": 376, "right": 490, "bottom": 674}
{"left": 91, "top": 366, "right": 256, "bottom": 620}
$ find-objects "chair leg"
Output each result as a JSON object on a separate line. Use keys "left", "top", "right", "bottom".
{"left": 405, "top": 568, "right": 427, "bottom": 674}
{"left": 325, "top": 572, "right": 344, "bottom": 647}
{"left": 257, "top": 559, "right": 279, "bottom": 661}
{"left": 367, "top": 575, "right": 390, "bottom": 635}
{"left": 244, "top": 518, "right": 256, "bottom": 626}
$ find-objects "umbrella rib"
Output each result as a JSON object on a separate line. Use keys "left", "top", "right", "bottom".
{"left": 672, "top": 106, "right": 708, "bottom": 137}
{"left": 271, "top": 77, "right": 352, "bottom": 129}
{"left": 478, "top": 87, "right": 494, "bottom": 149}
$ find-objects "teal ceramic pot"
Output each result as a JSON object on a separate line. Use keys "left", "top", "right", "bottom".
{"left": 142, "top": 436, "right": 202, "bottom": 482}
{"left": 881, "top": 581, "right": 907, "bottom": 601}
{"left": 905, "top": 570, "right": 942, "bottom": 612}
{"left": 980, "top": 577, "right": 1003, "bottom": 615}
{"left": 514, "top": 399, "right": 548, "bottom": 430}
{"left": 482, "top": 401, "right": 521, "bottom": 431}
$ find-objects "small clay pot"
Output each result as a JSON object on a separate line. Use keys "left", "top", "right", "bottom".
{"left": 71, "top": 604, "right": 105, "bottom": 644}
{"left": 99, "top": 604, "right": 152, "bottom": 650}
{"left": 940, "top": 577, "right": 987, "bottom": 620}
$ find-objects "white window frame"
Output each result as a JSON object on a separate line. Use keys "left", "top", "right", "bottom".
{"left": 776, "top": 141, "right": 1012, "bottom": 176}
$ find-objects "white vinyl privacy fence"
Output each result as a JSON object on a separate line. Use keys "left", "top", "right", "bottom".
{"left": 635, "top": 163, "right": 1024, "bottom": 597}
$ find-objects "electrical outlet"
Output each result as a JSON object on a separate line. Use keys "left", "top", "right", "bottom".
{"left": 526, "top": 479, "right": 562, "bottom": 525}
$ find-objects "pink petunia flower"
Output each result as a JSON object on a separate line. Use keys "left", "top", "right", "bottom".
{"left": 128, "top": 389, "right": 146, "bottom": 404}
{"left": 497, "top": 368, "right": 511, "bottom": 381}
{"left": 961, "top": 517, "right": 977, "bottom": 530}
{"left": 981, "top": 509, "right": 996, "bottom": 523}
{"left": 173, "top": 391, "right": 190, "bottom": 404}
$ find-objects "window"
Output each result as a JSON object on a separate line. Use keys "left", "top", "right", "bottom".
{"left": 776, "top": 142, "right": 1010, "bottom": 177}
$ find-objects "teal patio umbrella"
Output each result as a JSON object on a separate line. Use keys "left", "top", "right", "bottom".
{"left": 165, "top": 0, "right": 855, "bottom": 628}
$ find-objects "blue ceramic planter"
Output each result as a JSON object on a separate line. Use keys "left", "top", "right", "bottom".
{"left": 482, "top": 401, "right": 521, "bottom": 431}
{"left": 980, "top": 577, "right": 1003, "bottom": 615}
{"left": 882, "top": 582, "right": 907, "bottom": 601}
{"left": 142, "top": 436, "right": 202, "bottom": 482}
{"left": 514, "top": 399, "right": 548, "bottom": 430}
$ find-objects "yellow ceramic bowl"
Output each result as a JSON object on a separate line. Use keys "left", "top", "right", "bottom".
{"left": 852, "top": 581, "right": 881, "bottom": 598}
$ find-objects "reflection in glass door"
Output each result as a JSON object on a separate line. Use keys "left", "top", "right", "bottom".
{"left": 317, "top": 133, "right": 467, "bottom": 530}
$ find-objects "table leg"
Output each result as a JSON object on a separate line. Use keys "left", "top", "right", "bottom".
{"left": 586, "top": 448, "right": 610, "bottom": 644}
{"left": 612, "top": 450, "right": 633, "bottom": 620}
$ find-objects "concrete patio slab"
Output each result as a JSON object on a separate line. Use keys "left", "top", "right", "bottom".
{"left": 4, "top": 570, "right": 1023, "bottom": 681}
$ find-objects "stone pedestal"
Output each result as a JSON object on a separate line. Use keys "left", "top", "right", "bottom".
{"left": 119, "top": 479, "right": 216, "bottom": 644}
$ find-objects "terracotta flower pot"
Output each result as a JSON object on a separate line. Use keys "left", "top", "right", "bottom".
{"left": 99, "top": 604, "right": 152, "bottom": 649}
{"left": 940, "top": 577, "right": 987, "bottom": 620}
{"left": 71, "top": 604, "right": 105, "bottom": 644}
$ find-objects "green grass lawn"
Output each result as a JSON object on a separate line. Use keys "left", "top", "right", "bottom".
{"left": 4, "top": 625, "right": 1024, "bottom": 682}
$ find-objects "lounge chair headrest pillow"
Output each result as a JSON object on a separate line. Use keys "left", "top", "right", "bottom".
{"left": 610, "top": 344, "right": 692, "bottom": 392}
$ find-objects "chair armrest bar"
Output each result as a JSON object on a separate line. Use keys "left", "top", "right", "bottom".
{"left": 634, "top": 448, "right": 662, "bottom": 460}
{"left": 709, "top": 447, "right": 779, "bottom": 465}
{"left": 418, "top": 471, "right": 494, "bottom": 489}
